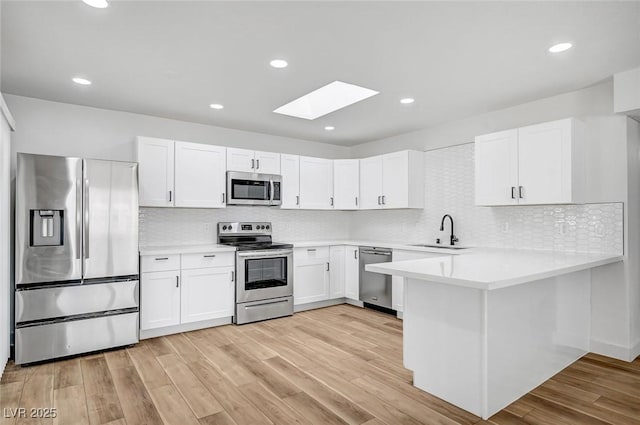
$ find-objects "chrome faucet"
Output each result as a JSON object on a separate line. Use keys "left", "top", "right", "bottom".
{"left": 440, "top": 214, "right": 459, "bottom": 246}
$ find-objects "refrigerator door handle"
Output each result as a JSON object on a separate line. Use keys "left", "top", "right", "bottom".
{"left": 76, "top": 178, "right": 83, "bottom": 260}
{"left": 83, "top": 171, "right": 90, "bottom": 261}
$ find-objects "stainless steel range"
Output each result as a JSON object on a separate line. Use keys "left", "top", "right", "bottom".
{"left": 218, "top": 222, "right": 293, "bottom": 324}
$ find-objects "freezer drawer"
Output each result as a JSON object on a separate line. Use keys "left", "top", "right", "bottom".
{"left": 16, "top": 280, "right": 139, "bottom": 323}
{"left": 15, "top": 312, "right": 139, "bottom": 365}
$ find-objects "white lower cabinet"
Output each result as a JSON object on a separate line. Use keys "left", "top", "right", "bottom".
{"left": 294, "top": 247, "right": 330, "bottom": 305}
{"left": 141, "top": 270, "right": 181, "bottom": 330}
{"left": 344, "top": 245, "right": 360, "bottom": 301}
{"left": 180, "top": 266, "right": 234, "bottom": 324}
{"left": 140, "top": 252, "right": 235, "bottom": 335}
{"left": 391, "top": 250, "right": 445, "bottom": 313}
{"left": 329, "top": 246, "right": 345, "bottom": 298}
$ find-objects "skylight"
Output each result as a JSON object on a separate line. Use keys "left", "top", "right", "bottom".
{"left": 273, "top": 81, "right": 379, "bottom": 120}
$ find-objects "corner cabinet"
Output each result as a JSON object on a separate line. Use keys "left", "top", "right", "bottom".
{"left": 137, "top": 137, "right": 227, "bottom": 208}
{"left": 280, "top": 154, "right": 300, "bottom": 209}
{"left": 360, "top": 150, "right": 424, "bottom": 209}
{"left": 475, "top": 118, "right": 585, "bottom": 206}
{"left": 333, "top": 160, "right": 360, "bottom": 210}
{"left": 299, "top": 156, "right": 334, "bottom": 209}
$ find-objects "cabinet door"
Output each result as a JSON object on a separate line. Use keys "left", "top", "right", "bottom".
{"left": 137, "top": 137, "right": 174, "bottom": 207}
{"left": 359, "top": 156, "right": 383, "bottom": 209}
{"left": 294, "top": 260, "right": 330, "bottom": 305}
{"left": 474, "top": 129, "right": 519, "bottom": 206}
{"left": 517, "top": 119, "right": 573, "bottom": 205}
{"left": 280, "top": 154, "right": 300, "bottom": 209}
{"left": 382, "top": 151, "right": 409, "bottom": 208}
{"left": 299, "top": 156, "right": 334, "bottom": 209}
{"left": 254, "top": 151, "right": 281, "bottom": 174}
{"left": 333, "top": 160, "right": 360, "bottom": 210}
{"left": 141, "top": 270, "right": 180, "bottom": 330}
{"left": 181, "top": 267, "right": 234, "bottom": 323}
{"left": 175, "top": 142, "right": 226, "bottom": 208}
{"left": 329, "top": 246, "right": 345, "bottom": 299}
{"left": 226, "top": 148, "right": 255, "bottom": 172}
{"left": 344, "top": 246, "right": 360, "bottom": 300}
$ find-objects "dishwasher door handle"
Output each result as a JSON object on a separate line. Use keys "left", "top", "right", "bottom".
{"left": 361, "top": 250, "right": 392, "bottom": 256}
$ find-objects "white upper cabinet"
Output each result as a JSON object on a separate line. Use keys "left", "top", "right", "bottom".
{"left": 359, "top": 156, "right": 384, "bottom": 209}
{"left": 137, "top": 137, "right": 175, "bottom": 207}
{"left": 474, "top": 129, "right": 519, "bottom": 206}
{"left": 280, "top": 154, "right": 300, "bottom": 209}
{"left": 333, "top": 159, "right": 360, "bottom": 210}
{"left": 254, "top": 151, "right": 281, "bottom": 174}
{"left": 226, "top": 147, "right": 280, "bottom": 174}
{"left": 359, "top": 150, "right": 424, "bottom": 209}
{"left": 299, "top": 156, "right": 334, "bottom": 209}
{"left": 475, "top": 118, "right": 584, "bottom": 206}
{"left": 174, "top": 141, "right": 226, "bottom": 208}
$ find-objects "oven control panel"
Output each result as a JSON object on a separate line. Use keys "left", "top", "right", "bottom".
{"left": 218, "top": 222, "right": 272, "bottom": 234}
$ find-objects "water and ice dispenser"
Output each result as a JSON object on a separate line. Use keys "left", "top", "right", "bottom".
{"left": 30, "top": 209, "right": 63, "bottom": 246}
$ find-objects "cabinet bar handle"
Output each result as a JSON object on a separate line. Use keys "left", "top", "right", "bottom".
{"left": 354, "top": 250, "right": 358, "bottom": 259}
{"left": 518, "top": 186, "right": 524, "bottom": 199}
{"left": 382, "top": 195, "right": 386, "bottom": 205}
{"left": 155, "top": 257, "right": 169, "bottom": 261}
{"left": 511, "top": 186, "right": 516, "bottom": 199}
{"left": 176, "top": 276, "right": 179, "bottom": 288}
{"left": 231, "top": 271, "right": 235, "bottom": 282}
{"left": 296, "top": 195, "right": 300, "bottom": 205}
{"left": 203, "top": 254, "right": 216, "bottom": 258}
{"left": 221, "top": 193, "right": 225, "bottom": 204}
{"left": 251, "top": 158, "right": 255, "bottom": 169}
{"left": 377, "top": 196, "right": 381, "bottom": 205}
{"left": 326, "top": 262, "right": 330, "bottom": 271}
{"left": 169, "top": 190, "right": 172, "bottom": 202}
{"left": 256, "top": 159, "right": 260, "bottom": 169}
{"left": 355, "top": 196, "right": 358, "bottom": 206}
{"left": 330, "top": 197, "right": 334, "bottom": 207}
{"left": 307, "top": 248, "right": 316, "bottom": 252}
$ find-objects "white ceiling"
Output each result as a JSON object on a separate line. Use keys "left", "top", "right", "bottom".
{"left": 2, "top": 1, "right": 640, "bottom": 146}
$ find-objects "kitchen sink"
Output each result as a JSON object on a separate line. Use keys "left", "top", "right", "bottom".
{"left": 411, "top": 244, "right": 469, "bottom": 250}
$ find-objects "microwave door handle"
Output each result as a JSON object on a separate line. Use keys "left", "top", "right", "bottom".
{"left": 269, "top": 180, "right": 274, "bottom": 203}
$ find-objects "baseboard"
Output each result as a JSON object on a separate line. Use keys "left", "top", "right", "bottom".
{"left": 590, "top": 338, "right": 637, "bottom": 361}
{"left": 140, "top": 317, "right": 232, "bottom": 339}
{"left": 294, "top": 298, "right": 346, "bottom": 312}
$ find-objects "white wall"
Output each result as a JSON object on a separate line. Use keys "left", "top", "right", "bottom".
{"left": 4, "top": 94, "right": 350, "bottom": 169}
{"left": 627, "top": 117, "right": 640, "bottom": 358}
{"left": 351, "top": 80, "right": 614, "bottom": 157}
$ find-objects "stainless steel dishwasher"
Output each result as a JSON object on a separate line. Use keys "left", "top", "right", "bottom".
{"left": 359, "top": 247, "right": 393, "bottom": 311}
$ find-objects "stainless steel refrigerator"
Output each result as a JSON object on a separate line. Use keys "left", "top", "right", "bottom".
{"left": 15, "top": 153, "right": 139, "bottom": 364}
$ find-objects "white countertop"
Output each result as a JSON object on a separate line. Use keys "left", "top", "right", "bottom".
{"left": 289, "top": 240, "right": 468, "bottom": 254}
{"left": 139, "top": 244, "right": 236, "bottom": 256}
{"left": 365, "top": 248, "right": 623, "bottom": 290}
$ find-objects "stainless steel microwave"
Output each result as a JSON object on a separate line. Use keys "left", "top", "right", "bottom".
{"left": 226, "top": 171, "right": 282, "bottom": 206}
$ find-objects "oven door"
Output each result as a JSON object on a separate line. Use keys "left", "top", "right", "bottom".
{"left": 227, "top": 171, "right": 273, "bottom": 206}
{"left": 236, "top": 249, "right": 293, "bottom": 303}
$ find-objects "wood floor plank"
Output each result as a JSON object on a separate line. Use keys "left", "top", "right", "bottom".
{"left": 106, "top": 364, "right": 163, "bottom": 425}
{"left": 52, "top": 385, "right": 89, "bottom": 425}
{"left": 126, "top": 344, "right": 171, "bottom": 390}
{"left": 0, "top": 381, "right": 24, "bottom": 425}
{"left": 237, "top": 381, "right": 312, "bottom": 425}
{"left": 186, "top": 336, "right": 255, "bottom": 386}
{"left": 52, "top": 359, "right": 83, "bottom": 390}
{"left": 199, "top": 411, "right": 238, "bottom": 425}
{"left": 148, "top": 384, "right": 200, "bottom": 425}
{"left": 265, "top": 356, "right": 374, "bottom": 425}
{"left": 156, "top": 353, "right": 224, "bottom": 418}
{"left": 186, "top": 360, "right": 273, "bottom": 425}
{"left": 486, "top": 410, "right": 530, "bottom": 425}
{"left": 80, "top": 357, "right": 125, "bottom": 425}
{"left": 519, "top": 394, "right": 612, "bottom": 425}
{"left": 16, "top": 363, "right": 54, "bottom": 425}
{"left": 283, "top": 391, "right": 350, "bottom": 425}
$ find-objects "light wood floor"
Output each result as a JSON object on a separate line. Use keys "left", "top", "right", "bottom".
{"left": 2, "top": 304, "right": 640, "bottom": 425}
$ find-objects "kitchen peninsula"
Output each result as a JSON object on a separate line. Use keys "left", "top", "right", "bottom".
{"left": 366, "top": 248, "right": 623, "bottom": 419}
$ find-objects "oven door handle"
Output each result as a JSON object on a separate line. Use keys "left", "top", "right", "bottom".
{"left": 237, "top": 249, "right": 293, "bottom": 258}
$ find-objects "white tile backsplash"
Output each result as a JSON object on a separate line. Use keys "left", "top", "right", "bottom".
{"left": 350, "top": 143, "right": 623, "bottom": 254}
{"left": 141, "top": 143, "right": 622, "bottom": 254}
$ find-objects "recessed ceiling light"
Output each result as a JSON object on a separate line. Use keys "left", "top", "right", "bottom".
{"left": 548, "top": 42, "right": 572, "bottom": 53}
{"left": 400, "top": 98, "right": 415, "bottom": 104}
{"left": 209, "top": 104, "right": 224, "bottom": 110}
{"left": 274, "top": 81, "right": 379, "bottom": 120}
{"left": 324, "top": 126, "right": 335, "bottom": 131}
{"left": 72, "top": 77, "right": 92, "bottom": 85}
{"left": 82, "top": 0, "right": 108, "bottom": 8}
{"left": 270, "top": 59, "right": 288, "bottom": 69}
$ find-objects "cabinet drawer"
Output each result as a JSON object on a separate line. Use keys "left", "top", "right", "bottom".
{"left": 141, "top": 254, "right": 180, "bottom": 272}
{"left": 294, "top": 246, "right": 330, "bottom": 262}
{"left": 181, "top": 252, "right": 235, "bottom": 270}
